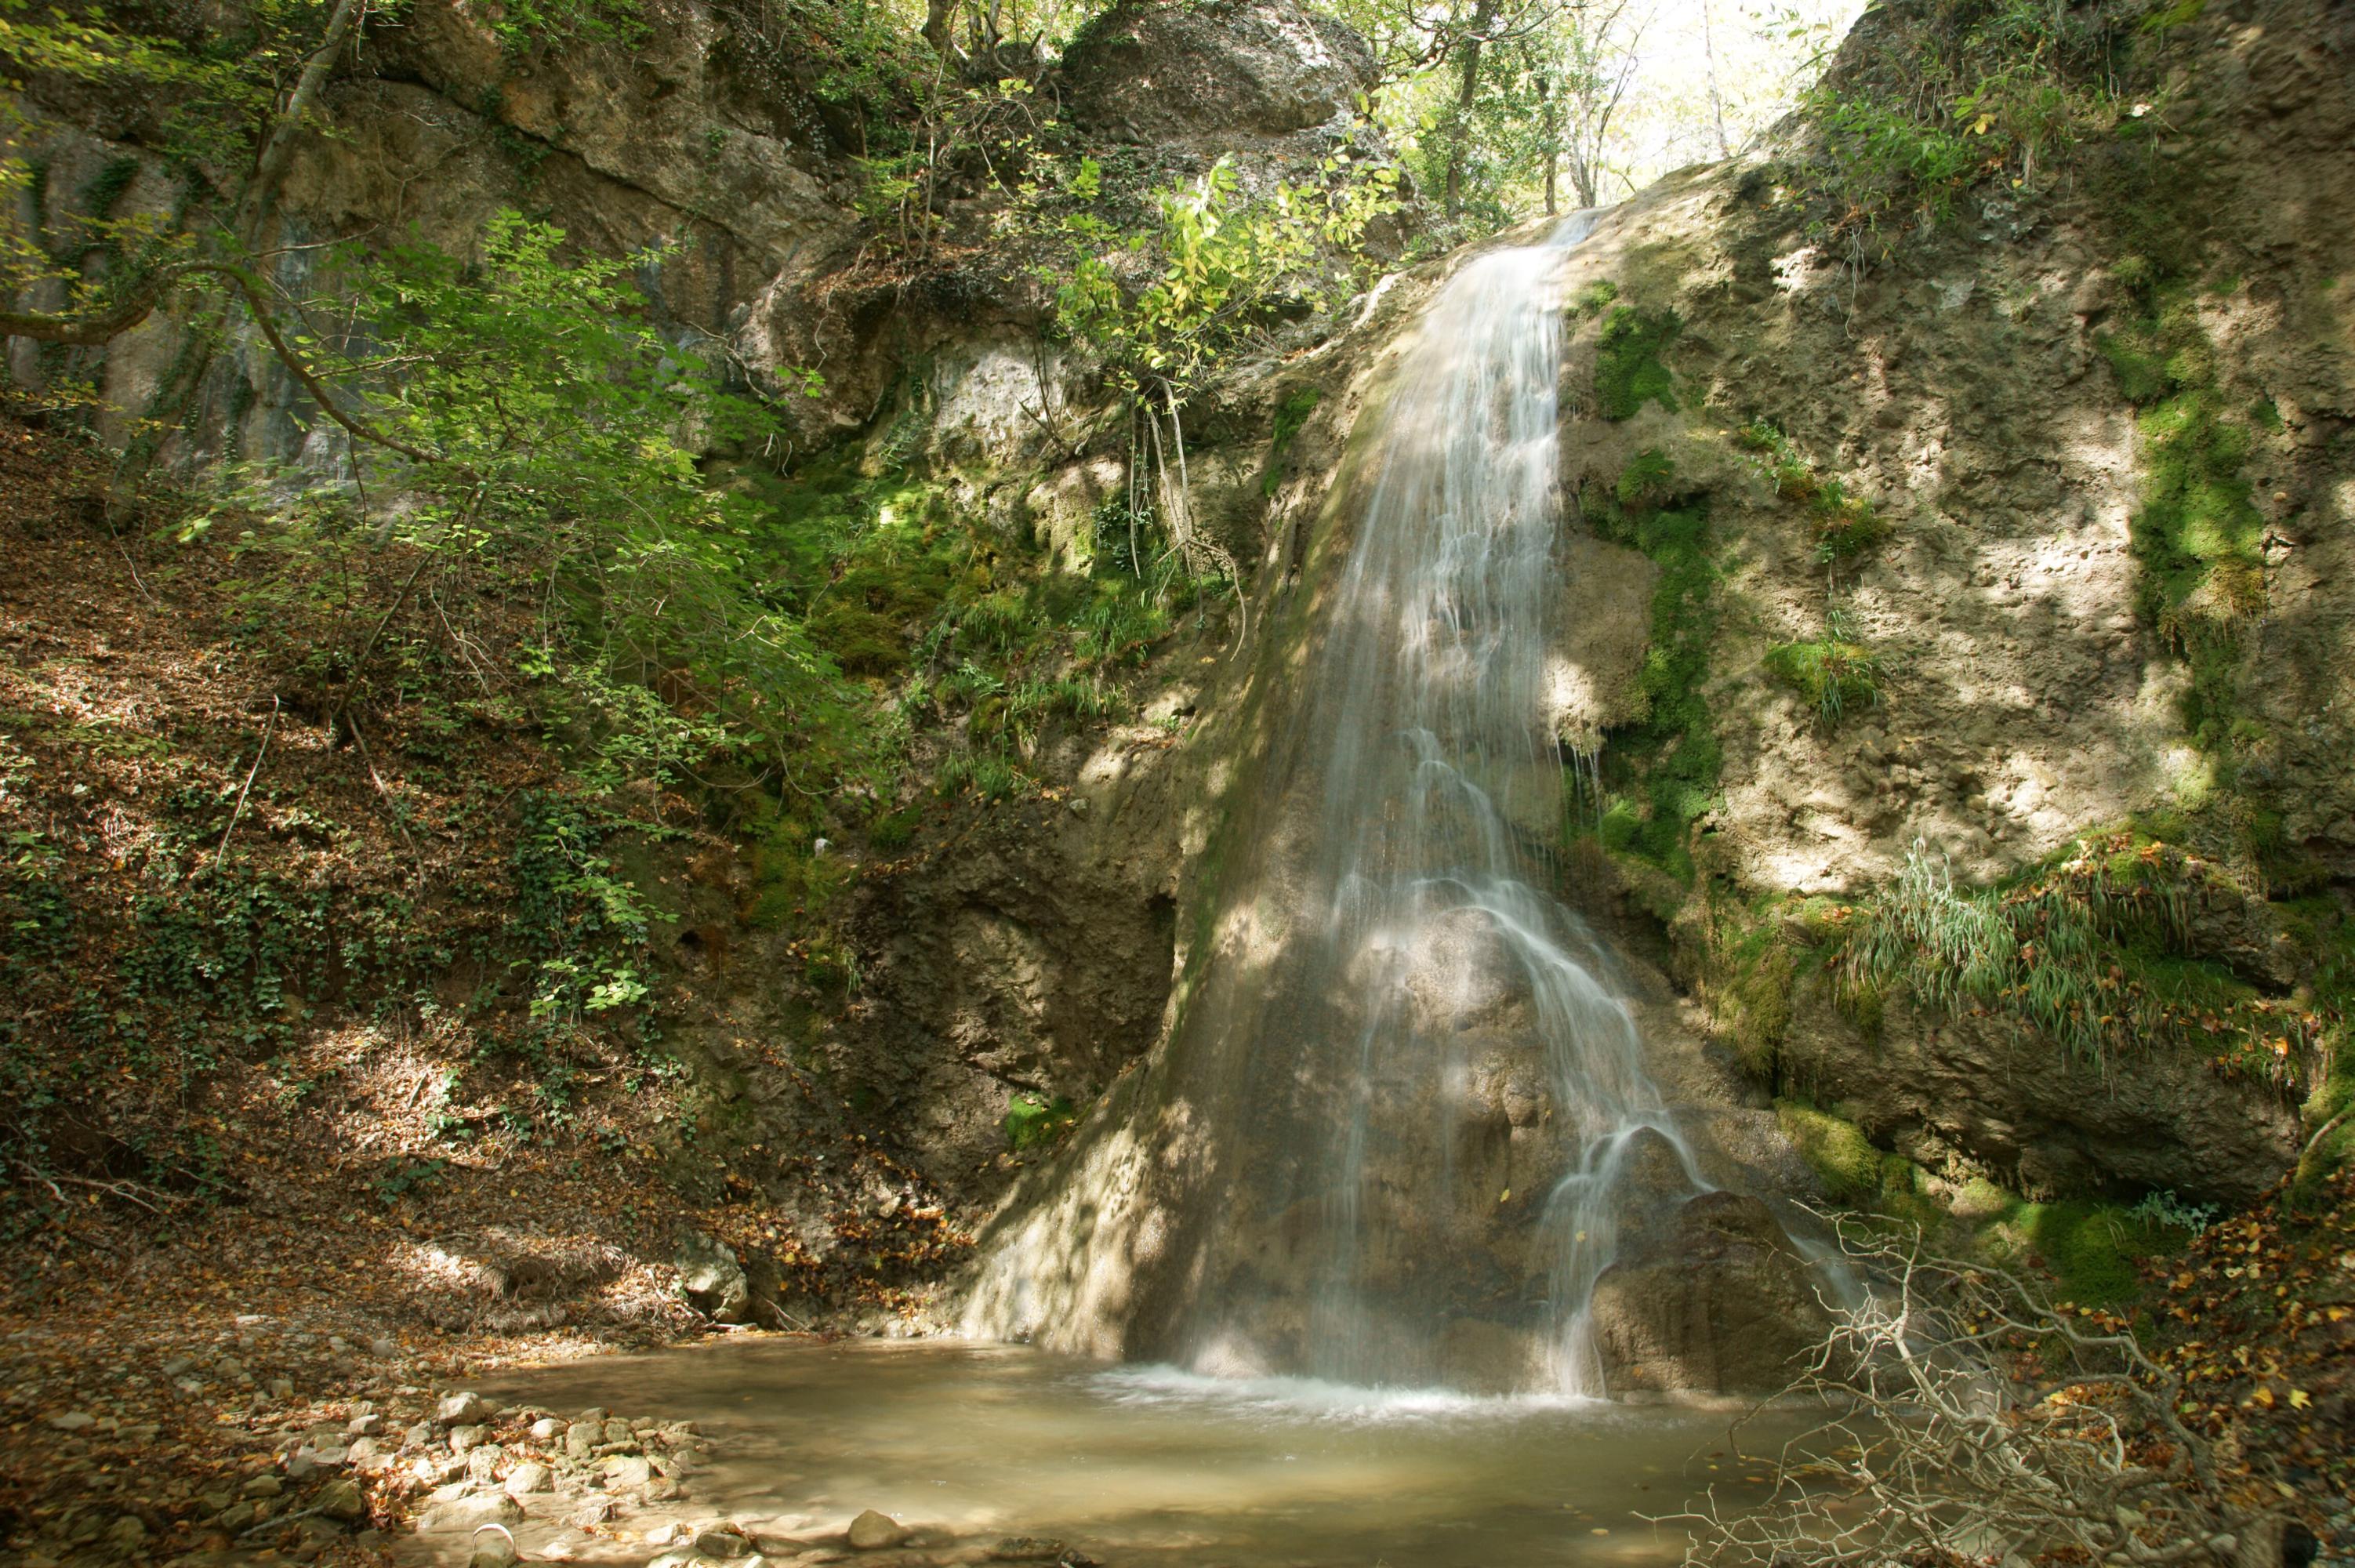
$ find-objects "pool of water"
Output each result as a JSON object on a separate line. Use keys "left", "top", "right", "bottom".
{"left": 457, "top": 1338, "right": 1798, "bottom": 1568}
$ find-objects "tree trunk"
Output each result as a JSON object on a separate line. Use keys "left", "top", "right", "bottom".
{"left": 1539, "top": 74, "right": 1560, "bottom": 216}
{"left": 1700, "top": 0, "right": 1733, "bottom": 160}
{"left": 1441, "top": 0, "right": 1497, "bottom": 216}
{"left": 122, "top": 0, "right": 368, "bottom": 484}
{"left": 922, "top": 0, "right": 956, "bottom": 56}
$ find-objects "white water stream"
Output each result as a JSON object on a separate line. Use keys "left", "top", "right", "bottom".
{"left": 1272, "top": 213, "right": 1704, "bottom": 1392}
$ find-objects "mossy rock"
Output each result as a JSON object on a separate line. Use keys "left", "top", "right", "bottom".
{"left": 1595, "top": 305, "right": 1681, "bottom": 421}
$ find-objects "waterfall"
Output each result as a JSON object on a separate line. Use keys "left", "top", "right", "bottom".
{"left": 967, "top": 213, "right": 1707, "bottom": 1396}
{"left": 1275, "top": 212, "right": 1703, "bottom": 1392}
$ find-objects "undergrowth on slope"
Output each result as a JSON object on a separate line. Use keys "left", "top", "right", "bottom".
{"left": 1796, "top": 0, "right": 2179, "bottom": 267}
{"left": 1834, "top": 836, "right": 2325, "bottom": 1083}
{"left": 1775, "top": 1098, "right": 2200, "bottom": 1307}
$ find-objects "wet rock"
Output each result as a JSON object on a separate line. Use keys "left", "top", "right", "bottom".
{"left": 695, "top": 1522, "right": 754, "bottom": 1557}
{"left": 1588, "top": 1190, "right": 1833, "bottom": 1395}
{"left": 47, "top": 1411, "right": 94, "bottom": 1432}
{"left": 572, "top": 1497, "right": 615, "bottom": 1527}
{"left": 470, "top": 1527, "right": 521, "bottom": 1568}
{"left": 241, "top": 1475, "right": 284, "bottom": 1499}
{"left": 102, "top": 1515, "right": 145, "bottom": 1553}
{"left": 989, "top": 1539, "right": 1066, "bottom": 1562}
{"left": 847, "top": 1510, "right": 909, "bottom": 1550}
{"left": 677, "top": 1231, "right": 753, "bottom": 1324}
{"left": 215, "top": 1501, "right": 258, "bottom": 1534}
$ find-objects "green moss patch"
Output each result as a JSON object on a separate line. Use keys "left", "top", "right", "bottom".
{"left": 1594, "top": 305, "right": 1680, "bottom": 420}
{"left": 1588, "top": 478, "right": 1722, "bottom": 883}
{"left": 1005, "top": 1091, "right": 1076, "bottom": 1150}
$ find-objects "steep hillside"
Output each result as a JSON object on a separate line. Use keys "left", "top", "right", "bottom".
{"left": 3, "top": 0, "right": 2354, "bottom": 1560}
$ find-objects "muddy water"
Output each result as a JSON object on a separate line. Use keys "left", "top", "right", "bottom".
{"left": 462, "top": 1339, "right": 1798, "bottom": 1568}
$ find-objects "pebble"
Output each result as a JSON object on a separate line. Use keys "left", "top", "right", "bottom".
{"left": 847, "top": 1509, "right": 909, "bottom": 1550}
{"left": 505, "top": 1461, "right": 554, "bottom": 1496}
{"left": 349, "top": 1412, "right": 386, "bottom": 1436}
{"left": 451, "top": 1423, "right": 490, "bottom": 1454}
{"left": 369, "top": 1336, "right": 399, "bottom": 1358}
{"left": 46, "top": 1412, "right": 94, "bottom": 1432}
{"left": 529, "top": 1416, "right": 564, "bottom": 1440}
{"left": 695, "top": 1523, "right": 753, "bottom": 1558}
{"left": 318, "top": 1478, "right": 366, "bottom": 1521}
{"left": 241, "top": 1475, "right": 284, "bottom": 1499}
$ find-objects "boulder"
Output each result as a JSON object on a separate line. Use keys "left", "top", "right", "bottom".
{"left": 676, "top": 1232, "right": 753, "bottom": 1324}
{"left": 1588, "top": 1190, "right": 1832, "bottom": 1395}
{"left": 1062, "top": 0, "right": 1376, "bottom": 144}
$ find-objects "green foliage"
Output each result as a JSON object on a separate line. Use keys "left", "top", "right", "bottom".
{"left": 1004, "top": 1090, "right": 1076, "bottom": 1151}
{"left": 510, "top": 792, "right": 665, "bottom": 1036}
{"left": 475, "top": 0, "right": 646, "bottom": 51}
{"left": 278, "top": 211, "right": 874, "bottom": 792}
{"left": 2125, "top": 1188, "right": 2219, "bottom": 1235}
{"left": 1778, "top": 1099, "right": 1922, "bottom": 1209}
{"left": 1764, "top": 631, "right": 1882, "bottom": 727}
{"left": 1737, "top": 419, "right": 1889, "bottom": 566}
{"left": 1836, "top": 835, "right": 2306, "bottom": 1076}
{"left": 1592, "top": 304, "right": 1680, "bottom": 419}
{"left": 1569, "top": 279, "right": 1620, "bottom": 318}
{"left": 1798, "top": 0, "right": 2155, "bottom": 263}
{"left": 1613, "top": 447, "right": 1676, "bottom": 510}
{"left": 1042, "top": 154, "right": 1399, "bottom": 397}
{"left": 1777, "top": 1099, "right": 2190, "bottom": 1306}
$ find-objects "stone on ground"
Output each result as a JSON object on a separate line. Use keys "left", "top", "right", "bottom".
{"left": 847, "top": 1509, "right": 909, "bottom": 1550}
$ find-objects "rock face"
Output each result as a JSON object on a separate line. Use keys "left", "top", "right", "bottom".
{"left": 1064, "top": 0, "right": 1376, "bottom": 143}
{"left": 675, "top": 1231, "right": 753, "bottom": 1324}
{"left": 1588, "top": 1191, "right": 1832, "bottom": 1395}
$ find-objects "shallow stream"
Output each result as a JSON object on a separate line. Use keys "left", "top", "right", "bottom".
{"left": 451, "top": 1338, "right": 1796, "bottom": 1568}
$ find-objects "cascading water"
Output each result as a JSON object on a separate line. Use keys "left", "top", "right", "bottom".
{"left": 1276, "top": 212, "right": 1702, "bottom": 1393}
{"left": 967, "top": 212, "right": 1711, "bottom": 1395}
